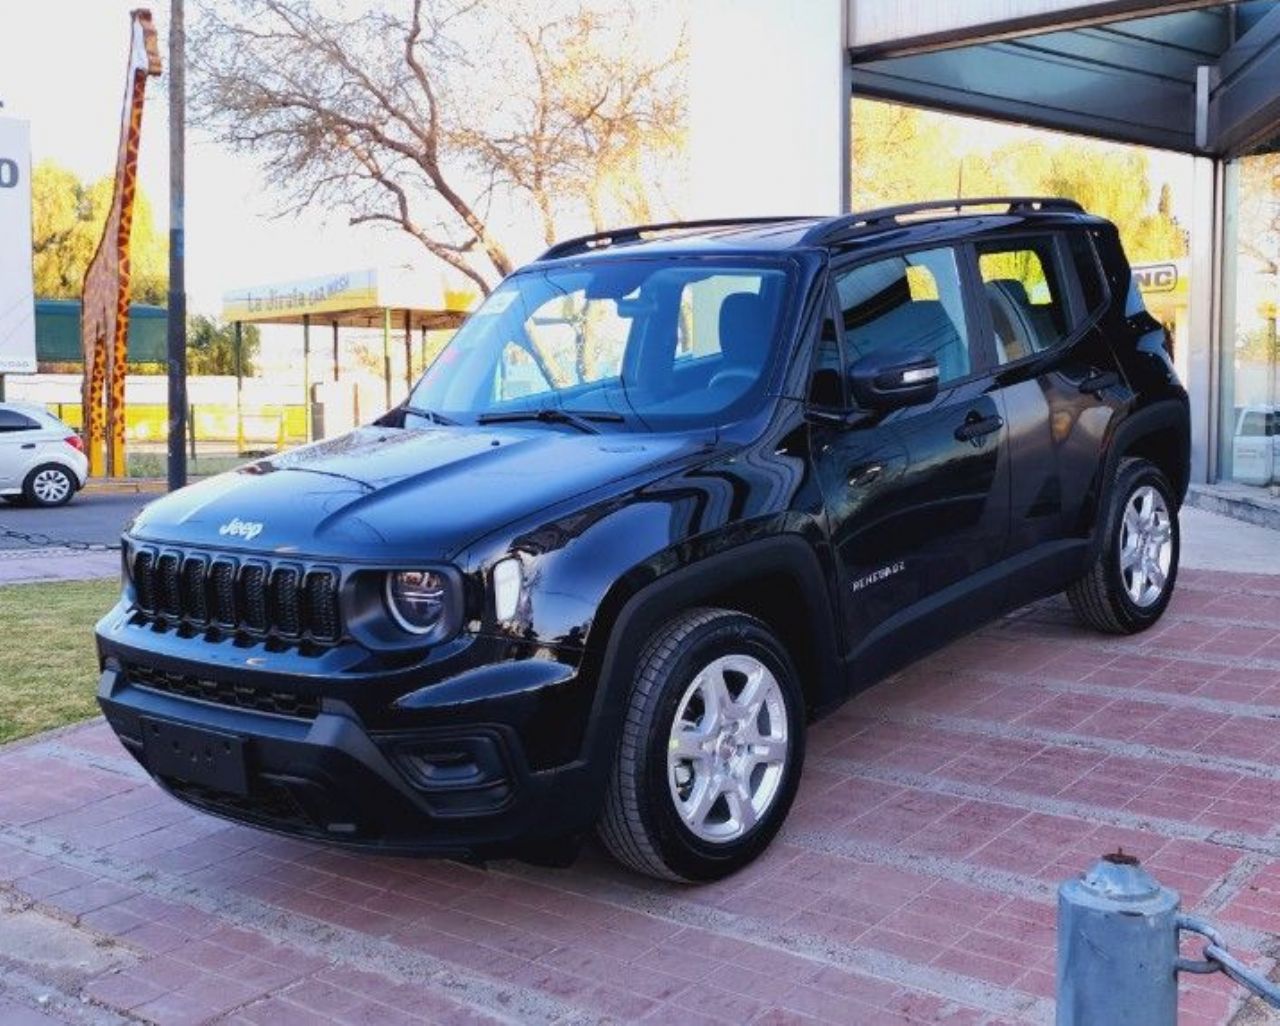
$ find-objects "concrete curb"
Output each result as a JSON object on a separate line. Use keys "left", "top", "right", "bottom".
{"left": 1187, "top": 484, "right": 1280, "bottom": 532}
{"left": 80, "top": 478, "right": 168, "bottom": 496}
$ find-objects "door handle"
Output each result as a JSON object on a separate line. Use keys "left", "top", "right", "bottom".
{"left": 1079, "top": 369, "right": 1120, "bottom": 396}
{"left": 954, "top": 413, "right": 1004, "bottom": 443}
{"left": 848, "top": 462, "right": 883, "bottom": 488}
{"left": 19, "top": 443, "right": 35, "bottom": 450}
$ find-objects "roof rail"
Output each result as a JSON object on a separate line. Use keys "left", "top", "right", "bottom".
{"left": 802, "top": 196, "right": 1084, "bottom": 245}
{"left": 539, "top": 216, "right": 813, "bottom": 261}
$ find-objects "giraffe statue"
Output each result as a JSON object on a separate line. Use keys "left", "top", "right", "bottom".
{"left": 80, "top": 9, "right": 162, "bottom": 478}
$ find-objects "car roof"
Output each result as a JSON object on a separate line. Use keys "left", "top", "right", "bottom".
{"left": 0, "top": 400, "right": 52, "bottom": 417}
{"left": 530, "top": 198, "right": 1109, "bottom": 268}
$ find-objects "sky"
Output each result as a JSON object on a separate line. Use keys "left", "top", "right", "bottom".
{"left": 0, "top": 0, "right": 424, "bottom": 317}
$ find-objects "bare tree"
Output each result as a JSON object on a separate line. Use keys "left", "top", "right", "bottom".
{"left": 191, "top": 0, "right": 685, "bottom": 294}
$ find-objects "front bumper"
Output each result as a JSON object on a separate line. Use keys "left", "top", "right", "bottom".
{"left": 95, "top": 642, "right": 611, "bottom": 859}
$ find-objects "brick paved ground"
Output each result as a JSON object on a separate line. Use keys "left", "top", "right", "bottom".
{"left": 3, "top": 567, "right": 1280, "bottom": 1025}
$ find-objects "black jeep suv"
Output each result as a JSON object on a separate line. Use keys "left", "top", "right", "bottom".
{"left": 96, "top": 197, "right": 1189, "bottom": 881}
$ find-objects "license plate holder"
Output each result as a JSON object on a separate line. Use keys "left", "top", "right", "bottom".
{"left": 141, "top": 718, "right": 249, "bottom": 796}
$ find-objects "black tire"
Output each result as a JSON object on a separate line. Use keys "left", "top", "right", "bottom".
{"left": 1067, "top": 457, "right": 1179, "bottom": 634}
{"left": 597, "top": 607, "right": 805, "bottom": 882}
{"left": 22, "top": 464, "right": 77, "bottom": 508}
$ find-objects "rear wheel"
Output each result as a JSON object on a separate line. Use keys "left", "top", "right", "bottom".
{"left": 22, "top": 464, "right": 77, "bottom": 508}
{"left": 1067, "top": 457, "right": 1179, "bottom": 634}
{"left": 597, "top": 608, "right": 805, "bottom": 881}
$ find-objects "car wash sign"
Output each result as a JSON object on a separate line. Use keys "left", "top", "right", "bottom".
{"left": 0, "top": 118, "right": 37, "bottom": 374}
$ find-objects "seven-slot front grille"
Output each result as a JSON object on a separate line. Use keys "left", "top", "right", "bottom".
{"left": 128, "top": 545, "right": 341, "bottom": 643}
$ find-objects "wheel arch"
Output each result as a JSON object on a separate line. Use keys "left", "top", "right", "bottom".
{"left": 584, "top": 535, "right": 844, "bottom": 740}
{"left": 1114, "top": 399, "right": 1191, "bottom": 507}
{"left": 1084, "top": 398, "right": 1190, "bottom": 551}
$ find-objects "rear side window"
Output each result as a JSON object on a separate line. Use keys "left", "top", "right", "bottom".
{"left": 1239, "top": 411, "right": 1277, "bottom": 437}
{"left": 835, "top": 247, "right": 972, "bottom": 384}
{"left": 0, "top": 410, "right": 39, "bottom": 433}
{"left": 976, "top": 238, "right": 1071, "bottom": 363}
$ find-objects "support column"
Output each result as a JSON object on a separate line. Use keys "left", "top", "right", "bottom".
{"left": 331, "top": 320, "right": 339, "bottom": 381}
{"left": 1186, "top": 155, "right": 1224, "bottom": 484}
{"left": 404, "top": 309, "right": 413, "bottom": 395}
{"left": 382, "top": 307, "right": 392, "bottom": 411}
{"left": 302, "top": 312, "right": 311, "bottom": 443}
{"left": 233, "top": 320, "right": 244, "bottom": 454}
{"left": 690, "top": 0, "right": 849, "bottom": 217}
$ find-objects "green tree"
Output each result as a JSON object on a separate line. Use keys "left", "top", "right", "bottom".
{"left": 851, "top": 100, "right": 1189, "bottom": 264}
{"left": 30, "top": 160, "right": 168, "bottom": 304}
{"left": 187, "top": 315, "right": 261, "bottom": 376}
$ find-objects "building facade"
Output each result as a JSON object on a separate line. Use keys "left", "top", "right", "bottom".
{"left": 690, "top": 0, "right": 1280, "bottom": 501}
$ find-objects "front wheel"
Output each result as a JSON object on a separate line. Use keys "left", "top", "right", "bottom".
{"left": 597, "top": 608, "right": 805, "bottom": 882}
{"left": 1067, "top": 457, "right": 1179, "bottom": 634}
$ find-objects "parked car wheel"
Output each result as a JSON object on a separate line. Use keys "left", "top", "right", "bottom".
{"left": 1067, "top": 457, "right": 1179, "bottom": 634}
{"left": 598, "top": 608, "right": 805, "bottom": 881}
{"left": 22, "top": 464, "right": 77, "bottom": 508}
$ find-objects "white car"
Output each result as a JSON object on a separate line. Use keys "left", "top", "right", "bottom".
{"left": 1232, "top": 404, "right": 1279, "bottom": 486}
{"left": 0, "top": 402, "right": 90, "bottom": 507}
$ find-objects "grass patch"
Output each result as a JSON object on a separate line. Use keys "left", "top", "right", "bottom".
{"left": 0, "top": 578, "right": 120, "bottom": 744}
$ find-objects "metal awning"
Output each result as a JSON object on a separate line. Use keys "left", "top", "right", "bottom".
{"left": 848, "top": 1, "right": 1280, "bottom": 157}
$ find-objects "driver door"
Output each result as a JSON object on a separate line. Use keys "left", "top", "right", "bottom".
{"left": 808, "top": 245, "right": 1012, "bottom": 683}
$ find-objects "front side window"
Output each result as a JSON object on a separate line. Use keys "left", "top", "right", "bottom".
{"left": 835, "top": 247, "right": 972, "bottom": 384}
{"left": 977, "top": 238, "right": 1071, "bottom": 363}
{"left": 409, "top": 258, "right": 792, "bottom": 431}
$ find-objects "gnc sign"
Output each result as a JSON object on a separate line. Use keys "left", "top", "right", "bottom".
{"left": 0, "top": 117, "right": 37, "bottom": 374}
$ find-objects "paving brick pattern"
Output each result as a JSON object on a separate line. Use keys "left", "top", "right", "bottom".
{"left": 2, "top": 568, "right": 1279, "bottom": 1024}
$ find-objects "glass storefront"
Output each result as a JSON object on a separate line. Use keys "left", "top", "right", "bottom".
{"left": 1219, "top": 144, "right": 1280, "bottom": 494}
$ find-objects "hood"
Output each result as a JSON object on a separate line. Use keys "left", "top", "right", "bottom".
{"left": 127, "top": 425, "right": 714, "bottom": 561}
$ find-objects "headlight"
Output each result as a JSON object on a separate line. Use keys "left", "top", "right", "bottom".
{"left": 385, "top": 570, "right": 449, "bottom": 634}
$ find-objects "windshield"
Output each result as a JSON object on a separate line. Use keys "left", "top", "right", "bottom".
{"left": 407, "top": 257, "right": 793, "bottom": 431}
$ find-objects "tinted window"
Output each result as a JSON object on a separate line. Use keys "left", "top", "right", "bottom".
{"left": 977, "top": 238, "right": 1070, "bottom": 363}
{"left": 1241, "top": 412, "right": 1268, "bottom": 437}
{"left": 0, "top": 410, "right": 39, "bottom": 433}
{"left": 1067, "top": 231, "right": 1108, "bottom": 315}
{"left": 835, "top": 247, "right": 972, "bottom": 384}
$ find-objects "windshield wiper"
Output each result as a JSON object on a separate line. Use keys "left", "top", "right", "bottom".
{"left": 401, "top": 405, "right": 458, "bottom": 426}
{"left": 476, "top": 408, "right": 625, "bottom": 435}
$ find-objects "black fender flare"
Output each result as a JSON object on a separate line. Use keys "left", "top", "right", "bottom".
{"left": 577, "top": 533, "right": 843, "bottom": 770}
{"left": 1088, "top": 397, "right": 1190, "bottom": 556}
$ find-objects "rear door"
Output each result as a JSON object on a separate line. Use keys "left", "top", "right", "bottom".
{"left": 969, "top": 230, "right": 1126, "bottom": 593}
{"left": 0, "top": 408, "right": 44, "bottom": 489}
{"left": 808, "top": 244, "right": 1012, "bottom": 677}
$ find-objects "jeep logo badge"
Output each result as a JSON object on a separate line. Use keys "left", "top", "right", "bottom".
{"left": 218, "top": 517, "right": 264, "bottom": 541}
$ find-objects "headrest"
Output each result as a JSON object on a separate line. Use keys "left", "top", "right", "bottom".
{"left": 985, "top": 278, "right": 1032, "bottom": 308}
{"left": 718, "top": 292, "right": 771, "bottom": 367}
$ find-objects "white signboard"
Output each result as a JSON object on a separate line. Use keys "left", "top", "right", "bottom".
{"left": 0, "top": 118, "right": 36, "bottom": 374}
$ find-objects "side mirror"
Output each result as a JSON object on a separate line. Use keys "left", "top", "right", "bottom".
{"left": 848, "top": 350, "right": 940, "bottom": 411}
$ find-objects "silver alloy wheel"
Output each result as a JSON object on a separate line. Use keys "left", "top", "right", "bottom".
{"left": 666, "top": 653, "right": 789, "bottom": 843}
{"left": 31, "top": 468, "right": 71, "bottom": 505}
{"left": 1119, "top": 484, "right": 1173, "bottom": 608}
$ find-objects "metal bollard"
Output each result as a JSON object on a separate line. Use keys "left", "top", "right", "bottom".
{"left": 1057, "top": 852, "right": 1180, "bottom": 1025}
